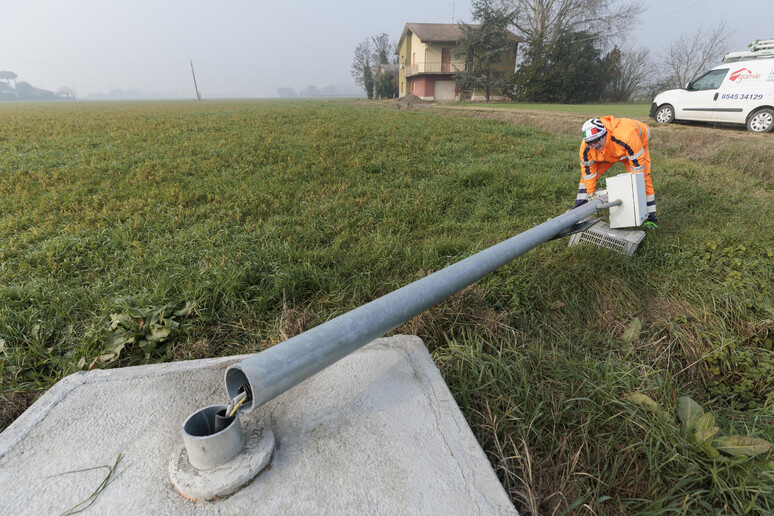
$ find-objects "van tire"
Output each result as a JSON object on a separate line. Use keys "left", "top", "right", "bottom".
{"left": 655, "top": 104, "right": 675, "bottom": 124}
{"left": 747, "top": 108, "right": 774, "bottom": 133}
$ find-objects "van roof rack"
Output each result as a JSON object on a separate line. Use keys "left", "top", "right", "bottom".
{"left": 722, "top": 38, "right": 774, "bottom": 63}
{"left": 748, "top": 38, "right": 774, "bottom": 51}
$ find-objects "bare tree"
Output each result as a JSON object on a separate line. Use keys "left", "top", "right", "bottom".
{"left": 351, "top": 39, "right": 375, "bottom": 99}
{"left": 662, "top": 21, "right": 729, "bottom": 89}
{"left": 501, "top": 0, "right": 643, "bottom": 52}
{"left": 602, "top": 44, "right": 652, "bottom": 101}
{"left": 371, "top": 33, "right": 396, "bottom": 65}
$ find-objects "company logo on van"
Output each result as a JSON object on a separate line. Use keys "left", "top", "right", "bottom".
{"left": 729, "top": 68, "right": 761, "bottom": 82}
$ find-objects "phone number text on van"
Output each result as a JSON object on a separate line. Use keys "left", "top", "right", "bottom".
{"left": 721, "top": 93, "right": 764, "bottom": 100}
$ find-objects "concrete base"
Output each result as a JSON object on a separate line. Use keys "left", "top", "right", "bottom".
{"left": 169, "top": 420, "right": 275, "bottom": 500}
{"left": 0, "top": 335, "right": 516, "bottom": 514}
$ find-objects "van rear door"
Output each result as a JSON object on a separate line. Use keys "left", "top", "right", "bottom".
{"left": 679, "top": 68, "right": 729, "bottom": 121}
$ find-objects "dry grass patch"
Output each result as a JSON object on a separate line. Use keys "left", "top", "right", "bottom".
{"left": 0, "top": 391, "right": 39, "bottom": 431}
{"left": 433, "top": 105, "right": 774, "bottom": 181}
{"left": 398, "top": 284, "right": 518, "bottom": 351}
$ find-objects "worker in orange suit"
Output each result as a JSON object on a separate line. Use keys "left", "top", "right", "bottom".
{"left": 573, "top": 117, "right": 658, "bottom": 229}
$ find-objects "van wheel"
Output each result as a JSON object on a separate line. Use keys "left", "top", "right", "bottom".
{"left": 747, "top": 108, "right": 774, "bottom": 133}
{"left": 655, "top": 105, "right": 675, "bottom": 124}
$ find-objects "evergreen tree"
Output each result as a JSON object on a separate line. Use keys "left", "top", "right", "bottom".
{"left": 374, "top": 73, "right": 398, "bottom": 99}
{"left": 363, "top": 63, "right": 374, "bottom": 100}
{"left": 510, "top": 30, "right": 604, "bottom": 103}
{"left": 452, "top": 0, "right": 516, "bottom": 102}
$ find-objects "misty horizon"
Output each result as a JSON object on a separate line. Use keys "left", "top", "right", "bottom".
{"left": 2, "top": 0, "right": 770, "bottom": 101}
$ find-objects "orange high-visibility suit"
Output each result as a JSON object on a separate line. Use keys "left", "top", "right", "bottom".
{"left": 577, "top": 116, "right": 656, "bottom": 217}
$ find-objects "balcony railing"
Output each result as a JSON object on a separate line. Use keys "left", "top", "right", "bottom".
{"left": 403, "top": 61, "right": 464, "bottom": 76}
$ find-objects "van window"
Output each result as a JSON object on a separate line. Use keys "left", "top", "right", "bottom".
{"left": 689, "top": 69, "right": 728, "bottom": 91}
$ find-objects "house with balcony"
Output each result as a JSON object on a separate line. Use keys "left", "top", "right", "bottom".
{"left": 395, "top": 22, "right": 522, "bottom": 101}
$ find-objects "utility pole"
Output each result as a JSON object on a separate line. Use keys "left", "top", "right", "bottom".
{"left": 190, "top": 60, "right": 201, "bottom": 100}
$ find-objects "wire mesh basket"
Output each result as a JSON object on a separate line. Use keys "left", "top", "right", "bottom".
{"left": 568, "top": 220, "right": 646, "bottom": 256}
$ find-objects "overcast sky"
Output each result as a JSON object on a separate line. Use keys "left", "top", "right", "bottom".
{"left": 0, "top": 0, "right": 770, "bottom": 99}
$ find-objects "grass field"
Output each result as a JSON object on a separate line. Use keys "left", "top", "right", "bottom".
{"left": 453, "top": 102, "right": 652, "bottom": 119}
{"left": 1, "top": 100, "right": 772, "bottom": 514}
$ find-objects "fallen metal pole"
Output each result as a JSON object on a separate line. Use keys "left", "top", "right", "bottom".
{"left": 226, "top": 199, "right": 620, "bottom": 411}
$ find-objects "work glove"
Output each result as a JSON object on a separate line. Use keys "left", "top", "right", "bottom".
{"left": 643, "top": 213, "right": 658, "bottom": 230}
{"left": 573, "top": 199, "right": 588, "bottom": 209}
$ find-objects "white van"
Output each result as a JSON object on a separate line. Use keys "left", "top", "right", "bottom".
{"left": 650, "top": 46, "right": 774, "bottom": 133}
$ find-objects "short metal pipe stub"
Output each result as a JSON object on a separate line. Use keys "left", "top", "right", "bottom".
{"left": 170, "top": 423, "right": 276, "bottom": 501}
{"left": 181, "top": 404, "right": 244, "bottom": 471}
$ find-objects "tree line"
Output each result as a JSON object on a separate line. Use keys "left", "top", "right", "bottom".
{"left": 0, "top": 71, "right": 76, "bottom": 101}
{"left": 352, "top": 0, "right": 730, "bottom": 103}
{"left": 350, "top": 33, "right": 399, "bottom": 100}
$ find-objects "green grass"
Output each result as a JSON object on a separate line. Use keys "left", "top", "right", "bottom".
{"left": 0, "top": 100, "right": 772, "bottom": 514}
{"left": 455, "top": 102, "right": 652, "bottom": 118}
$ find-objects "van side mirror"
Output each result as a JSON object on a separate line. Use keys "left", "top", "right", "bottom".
{"left": 685, "top": 81, "right": 692, "bottom": 90}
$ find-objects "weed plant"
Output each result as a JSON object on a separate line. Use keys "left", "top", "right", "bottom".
{"left": 0, "top": 100, "right": 772, "bottom": 514}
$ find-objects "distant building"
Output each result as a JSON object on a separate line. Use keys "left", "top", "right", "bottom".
{"left": 379, "top": 63, "right": 399, "bottom": 76}
{"left": 395, "top": 22, "right": 522, "bottom": 101}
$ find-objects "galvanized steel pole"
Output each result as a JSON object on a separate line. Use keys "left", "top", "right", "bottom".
{"left": 226, "top": 200, "right": 619, "bottom": 411}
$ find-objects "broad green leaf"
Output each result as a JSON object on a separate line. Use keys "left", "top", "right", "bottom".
{"left": 696, "top": 426, "right": 721, "bottom": 444}
{"left": 148, "top": 308, "right": 163, "bottom": 326}
{"left": 712, "top": 435, "right": 772, "bottom": 457}
{"left": 173, "top": 301, "right": 195, "bottom": 317}
{"left": 623, "top": 392, "right": 675, "bottom": 423}
{"left": 98, "top": 353, "right": 116, "bottom": 363}
{"left": 162, "top": 303, "right": 176, "bottom": 318}
{"left": 700, "top": 442, "right": 721, "bottom": 458}
{"left": 693, "top": 413, "right": 719, "bottom": 443}
{"left": 103, "top": 330, "right": 129, "bottom": 356}
{"left": 623, "top": 392, "right": 659, "bottom": 411}
{"left": 109, "top": 313, "right": 134, "bottom": 330}
{"left": 127, "top": 307, "right": 146, "bottom": 319}
{"left": 148, "top": 325, "right": 171, "bottom": 343}
{"left": 713, "top": 454, "right": 749, "bottom": 464}
{"left": 622, "top": 317, "right": 642, "bottom": 343}
{"left": 677, "top": 396, "right": 704, "bottom": 435}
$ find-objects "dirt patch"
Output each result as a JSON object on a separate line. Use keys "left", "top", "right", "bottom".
{"left": 0, "top": 391, "right": 39, "bottom": 432}
{"left": 395, "top": 94, "right": 434, "bottom": 110}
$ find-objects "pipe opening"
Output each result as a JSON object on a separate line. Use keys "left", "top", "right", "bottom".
{"left": 181, "top": 404, "right": 245, "bottom": 470}
{"left": 214, "top": 409, "right": 236, "bottom": 433}
{"left": 183, "top": 405, "right": 235, "bottom": 438}
{"left": 225, "top": 366, "right": 254, "bottom": 411}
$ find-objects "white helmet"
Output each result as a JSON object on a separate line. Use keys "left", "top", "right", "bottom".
{"left": 581, "top": 118, "right": 606, "bottom": 143}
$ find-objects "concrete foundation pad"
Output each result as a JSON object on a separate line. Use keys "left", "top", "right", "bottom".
{"left": 0, "top": 335, "right": 516, "bottom": 514}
